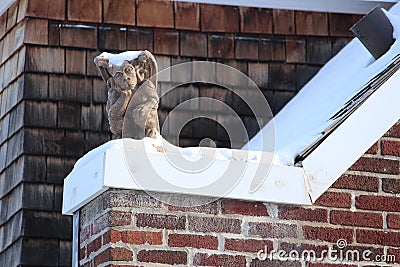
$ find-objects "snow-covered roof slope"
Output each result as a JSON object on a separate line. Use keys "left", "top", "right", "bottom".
{"left": 245, "top": 4, "right": 400, "bottom": 166}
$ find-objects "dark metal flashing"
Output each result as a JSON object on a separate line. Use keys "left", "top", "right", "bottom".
{"left": 296, "top": 54, "right": 400, "bottom": 163}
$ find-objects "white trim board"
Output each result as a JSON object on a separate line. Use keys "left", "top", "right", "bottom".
{"left": 62, "top": 142, "right": 310, "bottom": 215}
{"left": 175, "top": 0, "right": 398, "bottom": 14}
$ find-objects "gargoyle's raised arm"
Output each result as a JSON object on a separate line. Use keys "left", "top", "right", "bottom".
{"left": 94, "top": 56, "right": 112, "bottom": 83}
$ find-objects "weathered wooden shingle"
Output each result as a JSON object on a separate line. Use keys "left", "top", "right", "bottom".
{"left": 273, "top": 9, "right": 295, "bottom": 34}
{"left": 68, "top": 0, "right": 101, "bottom": 23}
{"left": 24, "top": 101, "right": 57, "bottom": 128}
{"left": 296, "top": 11, "right": 329, "bottom": 36}
{"left": 81, "top": 104, "right": 102, "bottom": 131}
{"left": 201, "top": 4, "right": 239, "bottom": 32}
{"left": 66, "top": 49, "right": 86, "bottom": 75}
{"left": 25, "top": 0, "right": 65, "bottom": 20}
{"left": 180, "top": 32, "right": 207, "bottom": 58}
{"left": 23, "top": 74, "right": 48, "bottom": 100}
{"left": 137, "top": 0, "right": 174, "bottom": 28}
{"left": 306, "top": 36, "right": 333, "bottom": 65}
{"left": 154, "top": 29, "right": 179, "bottom": 55}
{"left": 240, "top": 7, "right": 273, "bottom": 34}
{"left": 23, "top": 128, "right": 64, "bottom": 156}
{"left": 49, "top": 75, "right": 91, "bottom": 103}
{"left": 99, "top": 27, "right": 127, "bottom": 52}
{"left": 285, "top": 36, "right": 306, "bottom": 63}
{"left": 104, "top": 0, "right": 135, "bottom": 26}
{"left": 6, "top": 1, "right": 18, "bottom": 33}
{"left": 24, "top": 18, "right": 48, "bottom": 45}
{"left": 208, "top": 34, "right": 234, "bottom": 59}
{"left": 60, "top": 25, "right": 97, "bottom": 49}
{"left": 127, "top": 28, "right": 154, "bottom": 51}
{"left": 175, "top": 2, "right": 200, "bottom": 31}
{"left": 259, "top": 36, "right": 285, "bottom": 62}
{"left": 57, "top": 102, "right": 81, "bottom": 129}
{"left": 25, "top": 46, "right": 64, "bottom": 73}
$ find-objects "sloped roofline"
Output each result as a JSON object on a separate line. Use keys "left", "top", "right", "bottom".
{"left": 303, "top": 62, "right": 400, "bottom": 201}
{"left": 1, "top": 0, "right": 398, "bottom": 17}
{"left": 175, "top": 0, "right": 398, "bottom": 14}
{"left": 0, "top": 0, "right": 15, "bottom": 17}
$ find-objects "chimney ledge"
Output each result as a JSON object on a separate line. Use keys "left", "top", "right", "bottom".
{"left": 62, "top": 138, "right": 310, "bottom": 215}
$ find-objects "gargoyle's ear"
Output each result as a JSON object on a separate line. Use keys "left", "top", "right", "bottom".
{"left": 139, "top": 50, "right": 158, "bottom": 86}
{"left": 136, "top": 67, "right": 147, "bottom": 82}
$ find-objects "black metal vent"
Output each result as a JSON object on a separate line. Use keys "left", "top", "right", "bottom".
{"left": 351, "top": 5, "right": 395, "bottom": 59}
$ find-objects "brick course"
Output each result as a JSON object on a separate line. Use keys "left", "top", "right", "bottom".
{"left": 356, "top": 195, "right": 400, "bottom": 212}
{"left": 330, "top": 210, "right": 383, "bottom": 228}
{"left": 168, "top": 233, "right": 218, "bottom": 249}
{"left": 137, "top": 250, "right": 187, "bottom": 265}
{"left": 221, "top": 199, "right": 268, "bottom": 216}
{"left": 136, "top": 213, "right": 185, "bottom": 230}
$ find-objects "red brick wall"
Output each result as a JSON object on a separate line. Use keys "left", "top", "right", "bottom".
{"left": 79, "top": 123, "right": 400, "bottom": 266}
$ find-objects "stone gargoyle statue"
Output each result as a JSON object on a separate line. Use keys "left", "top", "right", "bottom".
{"left": 94, "top": 51, "right": 160, "bottom": 139}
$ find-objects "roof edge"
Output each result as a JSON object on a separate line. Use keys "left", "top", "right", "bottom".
{"left": 0, "top": 0, "right": 16, "bottom": 17}
{"left": 175, "top": 0, "right": 397, "bottom": 14}
{"left": 303, "top": 67, "right": 400, "bottom": 202}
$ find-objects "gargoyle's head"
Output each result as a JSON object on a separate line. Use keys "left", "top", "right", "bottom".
{"left": 111, "top": 61, "right": 138, "bottom": 91}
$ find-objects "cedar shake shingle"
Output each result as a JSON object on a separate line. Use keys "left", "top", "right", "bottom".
{"left": 175, "top": 2, "right": 200, "bottom": 31}
{"left": 104, "top": 0, "right": 135, "bottom": 26}
{"left": 240, "top": 7, "right": 273, "bottom": 34}
{"left": 68, "top": 0, "right": 101, "bottom": 23}
{"left": 137, "top": 0, "right": 174, "bottom": 28}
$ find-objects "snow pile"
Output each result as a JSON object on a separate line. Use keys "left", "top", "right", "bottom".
{"left": 96, "top": 51, "right": 143, "bottom": 66}
{"left": 73, "top": 134, "right": 275, "bottom": 171}
{"left": 245, "top": 4, "right": 400, "bottom": 165}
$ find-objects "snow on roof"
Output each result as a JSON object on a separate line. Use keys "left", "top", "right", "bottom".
{"left": 74, "top": 134, "right": 266, "bottom": 171}
{"left": 245, "top": 4, "right": 400, "bottom": 166}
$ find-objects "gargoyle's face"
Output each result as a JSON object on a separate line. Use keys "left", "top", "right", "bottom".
{"left": 111, "top": 61, "right": 137, "bottom": 90}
